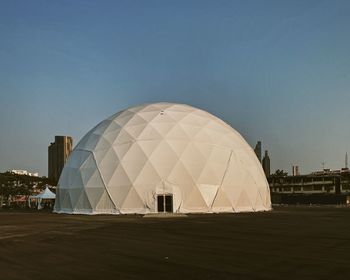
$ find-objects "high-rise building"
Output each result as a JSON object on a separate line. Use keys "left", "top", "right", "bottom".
{"left": 254, "top": 141, "right": 262, "bottom": 162}
{"left": 262, "top": 150, "right": 270, "bottom": 177}
{"left": 48, "top": 136, "right": 73, "bottom": 183}
{"left": 292, "top": 165, "right": 300, "bottom": 176}
{"left": 345, "top": 153, "right": 348, "bottom": 169}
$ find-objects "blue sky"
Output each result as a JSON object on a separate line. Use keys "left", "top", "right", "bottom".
{"left": 0, "top": 0, "right": 349, "bottom": 176}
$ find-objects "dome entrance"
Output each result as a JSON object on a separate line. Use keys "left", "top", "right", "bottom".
{"left": 157, "top": 194, "right": 173, "bottom": 213}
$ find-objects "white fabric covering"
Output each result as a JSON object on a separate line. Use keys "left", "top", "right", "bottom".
{"left": 54, "top": 103, "right": 271, "bottom": 214}
{"left": 29, "top": 186, "right": 56, "bottom": 209}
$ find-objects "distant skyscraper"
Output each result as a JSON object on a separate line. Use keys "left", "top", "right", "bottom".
{"left": 254, "top": 141, "right": 262, "bottom": 162}
{"left": 292, "top": 165, "right": 300, "bottom": 176}
{"left": 346, "top": 152, "right": 348, "bottom": 169}
{"left": 48, "top": 136, "right": 73, "bottom": 183}
{"left": 262, "top": 150, "right": 270, "bottom": 177}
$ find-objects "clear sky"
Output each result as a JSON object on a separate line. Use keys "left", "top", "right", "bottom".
{"left": 1, "top": 0, "right": 349, "bottom": 176}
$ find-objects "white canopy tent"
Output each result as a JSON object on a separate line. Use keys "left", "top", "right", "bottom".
{"left": 29, "top": 186, "right": 56, "bottom": 209}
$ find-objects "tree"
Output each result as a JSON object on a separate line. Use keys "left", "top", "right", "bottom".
{"left": 0, "top": 172, "right": 52, "bottom": 206}
{"left": 271, "top": 169, "right": 288, "bottom": 177}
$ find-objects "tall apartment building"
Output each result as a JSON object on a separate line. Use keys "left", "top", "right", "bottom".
{"left": 292, "top": 165, "right": 300, "bottom": 176}
{"left": 254, "top": 141, "right": 262, "bottom": 162}
{"left": 48, "top": 136, "right": 73, "bottom": 183}
{"left": 346, "top": 152, "right": 348, "bottom": 169}
{"left": 262, "top": 150, "right": 270, "bottom": 177}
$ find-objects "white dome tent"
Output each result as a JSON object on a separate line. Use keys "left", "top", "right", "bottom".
{"left": 54, "top": 103, "right": 271, "bottom": 214}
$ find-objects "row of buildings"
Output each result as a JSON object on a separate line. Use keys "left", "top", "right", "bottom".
{"left": 268, "top": 168, "right": 350, "bottom": 205}
{"left": 270, "top": 167, "right": 350, "bottom": 194}
{"left": 47, "top": 136, "right": 350, "bottom": 205}
{"left": 254, "top": 140, "right": 350, "bottom": 204}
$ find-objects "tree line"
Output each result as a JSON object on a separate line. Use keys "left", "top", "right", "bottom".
{"left": 0, "top": 172, "right": 54, "bottom": 206}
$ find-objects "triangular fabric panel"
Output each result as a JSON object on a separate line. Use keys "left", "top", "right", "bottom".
{"left": 75, "top": 190, "right": 92, "bottom": 211}
{"left": 120, "top": 188, "right": 145, "bottom": 211}
{"left": 183, "top": 186, "right": 208, "bottom": 211}
{"left": 212, "top": 188, "right": 233, "bottom": 212}
{"left": 254, "top": 190, "right": 266, "bottom": 211}
{"left": 85, "top": 170, "right": 105, "bottom": 189}
{"left": 198, "top": 184, "right": 220, "bottom": 208}
{"left": 234, "top": 190, "right": 253, "bottom": 212}
{"left": 107, "top": 185, "right": 132, "bottom": 209}
{"left": 95, "top": 191, "right": 116, "bottom": 211}
{"left": 133, "top": 161, "right": 161, "bottom": 186}
{"left": 69, "top": 188, "right": 84, "bottom": 210}
{"left": 85, "top": 187, "right": 105, "bottom": 209}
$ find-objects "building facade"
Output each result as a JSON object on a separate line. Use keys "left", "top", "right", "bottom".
{"left": 10, "top": 170, "right": 39, "bottom": 177}
{"left": 254, "top": 141, "right": 262, "bottom": 162}
{"left": 292, "top": 165, "right": 300, "bottom": 176}
{"left": 262, "top": 150, "right": 270, "bottom": 177}
{"left": 48, "top": 136, "right": 73, "bottom": 184}
{"left": 268, "top": 168, "right": 350, "bottom": 204}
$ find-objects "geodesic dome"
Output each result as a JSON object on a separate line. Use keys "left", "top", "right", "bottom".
{"left": 54, "top": 103, "right": 271, "bottom": 214}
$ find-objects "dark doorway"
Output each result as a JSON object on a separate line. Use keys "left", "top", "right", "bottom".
{"left": 157, "top": 195, "right": 164, "bottom": 212}
{"left": 157, "top": 195, "right": 173, "bottom": 213}
{"left": 165, "top": 195, "right": 173, "bottom": 212}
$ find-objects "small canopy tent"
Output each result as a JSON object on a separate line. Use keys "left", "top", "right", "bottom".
{"left": 29, "top": 186, "right": 56, "bottom": 209}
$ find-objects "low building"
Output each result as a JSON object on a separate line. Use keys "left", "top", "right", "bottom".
{"left": 268, "top": 169, "right": 350, "bottom": 205}
{"left": 10, "top": 170, "right": 39, "bottom": 177}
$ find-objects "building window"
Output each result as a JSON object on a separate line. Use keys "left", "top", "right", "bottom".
{"left": 303, "top": 186, "right": 313, "bottom": 192}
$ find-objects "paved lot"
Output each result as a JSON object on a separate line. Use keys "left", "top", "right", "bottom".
{"left": 0, "top": 207, "right": 349, "bottom": 280}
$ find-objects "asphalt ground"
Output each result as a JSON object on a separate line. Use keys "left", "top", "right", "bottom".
{"left": 0, "top": 206, "right": 349, "bottom": 280}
